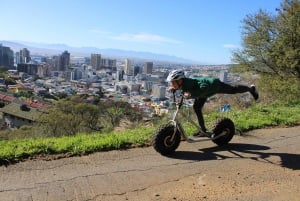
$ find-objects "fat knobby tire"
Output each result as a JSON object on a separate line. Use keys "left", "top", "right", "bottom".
{"left": 152, "top": 124, "right": 181, "bottom": 155}
{"left": 212, "top": 118, "right": 235, "bottom": 146}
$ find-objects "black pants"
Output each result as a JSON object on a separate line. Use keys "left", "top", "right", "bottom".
{"left": 193, "top": 81, "right": 252, "bottom": 132}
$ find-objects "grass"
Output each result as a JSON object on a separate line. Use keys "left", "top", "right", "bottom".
{"left": 206, "top": 103, "right": 300, "bottom": 131}
{"left": 0, "top": 126, "right": 156, "bottom": 163}
{"left": 1, "top": 101, "right": 300, "bottom": 163}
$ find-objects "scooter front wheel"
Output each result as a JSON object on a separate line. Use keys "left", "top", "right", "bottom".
{"left": 152, "top": 124, "right": 181, "bottom": 155}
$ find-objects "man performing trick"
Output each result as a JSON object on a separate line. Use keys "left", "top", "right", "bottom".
{"left": 166, "top": 69, "right": 259, "bottom": 136}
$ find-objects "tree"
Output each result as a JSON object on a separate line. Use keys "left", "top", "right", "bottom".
{"left": 95, "top": 87, "right": 105, "bottom": 98}
{"left": 0, "top": 72, "right": 16, "bottom": 85}
{"left": 38, "top": 99, "right": 104, "bottom": 136}
{"left": 0, "top": 66, "right": 8, "bottom": 73}
{"left": 232, "top": 0, "right": 300, "bottom": 100}
{"left": 99, "top": 101, "right": 143, "bottom": 128}
{"left": 37, "top": 94, "right": 144, "bottom": 137}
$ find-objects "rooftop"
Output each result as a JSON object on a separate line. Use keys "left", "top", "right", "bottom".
{"left": 0, "top": 102, "right": 42, "bottom": 121}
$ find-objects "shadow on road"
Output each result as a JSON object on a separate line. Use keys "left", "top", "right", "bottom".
{"left": 169, "top": 143, "right": 300, "bottom": 170}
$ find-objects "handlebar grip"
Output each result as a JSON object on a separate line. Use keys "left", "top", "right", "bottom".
{"left": 169, "top": 88, "right": 176, "bottom": 94}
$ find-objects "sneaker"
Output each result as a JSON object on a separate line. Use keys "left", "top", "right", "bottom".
{"left": 250, "top": 85, "right": 259, "bottom": 100}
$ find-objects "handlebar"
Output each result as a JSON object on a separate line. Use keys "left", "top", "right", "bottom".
{"left": 172, "top": 91, "right": 184, "bottom": 109}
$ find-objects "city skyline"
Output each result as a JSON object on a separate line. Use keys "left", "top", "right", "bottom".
{"left": 1, "top": 0, "right": 282, "bottom": 64}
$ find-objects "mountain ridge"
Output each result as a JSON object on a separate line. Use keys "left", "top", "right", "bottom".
{"left": 0, "top": 40, "right": 200, "bottom": 64}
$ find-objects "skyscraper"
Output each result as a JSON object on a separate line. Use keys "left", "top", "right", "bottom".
{"left": 124, "top": 58, "right": 131, "bottom": 75}
{"left": 0, "top": 44, "right": 14, "bottom": 68}
{"left": 144, "top": 62, "right": 153, "bottom": 74}
{"left": 91, "top": 54, "right": 101, "bottom": 70}
{"left": 19, "top": 48, "right": 31, "bottom": 63}
{"left": 101, "top": 58, "right": 117, "bottom": 71}
{"left": 133, "top": 65, "right": 141, "bottom": 76}
{"left": 51, "top": 56, "right": 60, "bottom": 71}
{"left": 59, "top": 51, "right": 70, "bottom": 71}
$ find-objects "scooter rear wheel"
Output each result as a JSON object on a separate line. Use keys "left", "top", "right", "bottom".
{"left": 211, "top": 118, "right": 235, "bottom": 146}
{"left": 152, "top": 124, "right": 181, "bottom": 155}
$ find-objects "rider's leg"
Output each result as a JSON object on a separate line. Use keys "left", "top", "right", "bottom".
{"left": 193, "top": 98, "right": 207, "bottom": 132}
{"left": 217, "top": 80, "right": 259, "bottom": 100}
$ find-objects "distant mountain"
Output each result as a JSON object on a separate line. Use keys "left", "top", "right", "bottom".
{"left": 0, "top": 40, "right": 199, "bottom": 64}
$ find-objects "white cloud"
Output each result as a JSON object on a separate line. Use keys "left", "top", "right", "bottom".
{"left": 89, "top": 28, "right": 182, "bottom": 45}
{"left": 111, "top": 33, "right": 182, "bottom": 45}
{"left": 223, "top": 44, "right": 238, "bottom": 49}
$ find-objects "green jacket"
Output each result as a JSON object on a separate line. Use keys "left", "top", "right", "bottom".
{"left": 180, "top": 77, "right": 221, "bottom": 98}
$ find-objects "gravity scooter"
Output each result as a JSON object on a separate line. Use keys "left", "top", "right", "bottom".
{"left": 152, "top": 92, "right": 235, "bottom": 156}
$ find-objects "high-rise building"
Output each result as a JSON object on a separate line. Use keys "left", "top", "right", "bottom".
{"left": 51, "top": 56, "right": 60, "bottom": 71}
{"left": 124, "top": 58, "right": 131, "bottom": 75}
{"left": 37, "top": 63, "right": 51, "bottom": 78}
{"left": 133, "top": 65, "right": 141, "bottom": 76}
{"left": 0, "top": 44, "right": 14, "bottom": 68}
{"left": 19, "top": 48, "right": 31, "bottom": 63}
{"left": 101, "top": 58, "right": 117, "bottom": 71}
{"left": 17, "top": 63, "right": 38, "bottom": 75}
{"left": 15, "top": 52, "right": 20, "bottom": 64}
{"left": 59, "top": 51, "right": 70, "bottom": 71}
{"left": 144, "top": 62, "right": 153, "bottom": 74}
{"left": 116, "top": 68, "right": 124, "bottom": 81}
{"left": 91, "top": 54, "right": 101, "bottom": 70}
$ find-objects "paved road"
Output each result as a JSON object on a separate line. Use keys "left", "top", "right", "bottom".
{"left": 0, "top": 126, "right": 299, "bottom": 201}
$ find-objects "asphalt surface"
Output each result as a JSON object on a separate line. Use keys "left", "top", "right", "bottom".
{"left": 0, "top": 126, "right": 299, "bottom": 201}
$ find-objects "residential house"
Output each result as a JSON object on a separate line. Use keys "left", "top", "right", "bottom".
{"left": 0, "top": 102, "right": 42, "bottom": 129}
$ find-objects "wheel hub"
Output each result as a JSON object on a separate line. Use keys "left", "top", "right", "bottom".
{"left": 164, "top": 136, "right": 175, "bottom": 147}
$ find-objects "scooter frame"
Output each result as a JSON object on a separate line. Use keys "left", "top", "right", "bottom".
{"left": 169, "top": 93, "right": 228, "bottom": 143}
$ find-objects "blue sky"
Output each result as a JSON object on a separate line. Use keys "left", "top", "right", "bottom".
{"left": 0, "top": 0, "right": 282, "bottom": 64}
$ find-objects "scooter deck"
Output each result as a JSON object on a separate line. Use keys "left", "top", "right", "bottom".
{"left": 183, "top": 131, "right": 227, "bottom": 143}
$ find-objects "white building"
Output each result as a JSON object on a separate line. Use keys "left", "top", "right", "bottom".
{"left": 219, "top": 71, "right": 228, "bottom": 82}
{"left": 124, "top": 58, "right": 131, "bottom": 75}
{"left": 142, "top": 81, "right": 153, "bottom": 91}
{"left": 128, "top": 83, "right": 141, "bottom": 94}
{"left": 152, "top": 84, "right": 166, "bottom": 100}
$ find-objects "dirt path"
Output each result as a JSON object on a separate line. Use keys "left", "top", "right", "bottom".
{"left": 0, "top": 126, "right": 299, "bottom": 201}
